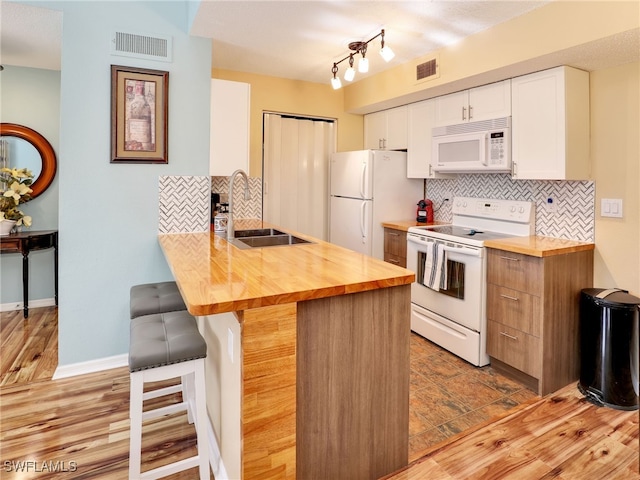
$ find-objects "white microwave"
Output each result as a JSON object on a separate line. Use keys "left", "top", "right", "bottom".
{"left": 432, "top": 117, "right": 511, "bottom": 173}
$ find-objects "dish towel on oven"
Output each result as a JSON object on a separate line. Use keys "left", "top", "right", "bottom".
{"left": 423, "top": 242, "right": 448, "bottom": 291}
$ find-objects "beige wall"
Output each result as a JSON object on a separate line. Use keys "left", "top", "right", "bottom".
{"left": 343, "top": 1, "right": 640, "bottom": 113}
{"left": 591, "top": 61, "right": 640, "bottom": 295}
{"left": 211, "top": 69, "right": 363, "bottom": 176}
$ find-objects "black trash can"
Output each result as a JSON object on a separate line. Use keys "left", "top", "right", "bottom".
{"left": 578, "top": 288, "right": 639, "bottom": 410}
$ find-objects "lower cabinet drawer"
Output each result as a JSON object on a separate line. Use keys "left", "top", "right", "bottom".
{"left": 487, "top": 320, "right": 541, "bottom": 379}
{"left": 384, "top": 253, "right": 405, "bottom": 268}
{"left": 487, "top": 284, "right": 541, "bottom": 336}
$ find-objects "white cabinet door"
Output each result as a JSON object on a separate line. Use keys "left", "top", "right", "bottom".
{"left": 434, "top": 90, "right": 468, "bottom": 126}
{"left": 364, "top": 111, "right": 386, "bottom": 150}
{"left": 468, "top": 80, "right": 511, "bottom": 122}
{"left": 511, "top": 66, "right": 589, "bottom": 180}
{"left": 364, "top": 106, "right": 408, "bottom": 150}
{"left": 210, "top": 79, "right": 250, "bottom": 176}
{"left": 385, "top": 105, "right": 408, "bottom": 150}
{"left": 434, "top": 80, "right": 511, "bottom": 126}
{"left": 407, "top": 99, "right": 436, "bottom": 178}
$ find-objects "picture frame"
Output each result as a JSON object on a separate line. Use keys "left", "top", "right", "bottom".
{"left": 110, "top": 65, "right": 169, "bottom": 164}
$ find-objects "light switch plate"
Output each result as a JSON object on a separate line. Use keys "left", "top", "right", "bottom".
{"left": 601, "top": 198, "right": 623, "bottom": 218}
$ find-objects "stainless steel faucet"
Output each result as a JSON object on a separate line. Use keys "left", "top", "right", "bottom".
{"left": 227, "top": 169, "right": 250, "bottom": 241}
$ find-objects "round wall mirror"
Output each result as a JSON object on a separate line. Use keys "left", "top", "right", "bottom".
{"left": 0, "top": 123, "right": 57, "bottom": 199}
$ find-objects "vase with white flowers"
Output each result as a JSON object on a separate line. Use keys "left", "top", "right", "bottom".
{"left": 0, "top": 167, "right": 33, "bottom": 235}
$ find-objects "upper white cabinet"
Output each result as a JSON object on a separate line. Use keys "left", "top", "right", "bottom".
{"left": 434, "top": 80, "right": 511, "bottom": 126}
{"left": 364, "top": 105, "right": 408, "bottom": 150}
{"left": 511, "top": 66, "right": 590, "bottom": 180}
{"left": 407, "top": 99, "right": 450, "bottom": 179}
{"left": 210, "top": 79, "right": 250, "bottom": 176}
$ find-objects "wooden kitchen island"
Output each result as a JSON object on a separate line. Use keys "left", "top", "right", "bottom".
{"left": 158, "top": 221, "right": 413, "bottom": 480}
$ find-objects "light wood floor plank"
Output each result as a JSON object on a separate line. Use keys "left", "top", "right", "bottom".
{"left": 1, "top": 306, "right": 637, "bottom": 479}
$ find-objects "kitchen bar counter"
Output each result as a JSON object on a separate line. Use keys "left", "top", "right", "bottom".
{"left": 158, "top": 220, "right": 412, "bottom": 480}
{"left": 159, "top": 219, "right": 413, "bottom": 315}
{"left": 484, "top": 235, "right": 595, "bottom": 257}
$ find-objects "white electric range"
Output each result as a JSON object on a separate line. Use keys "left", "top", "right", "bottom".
{"left": 406, "top": 197, "right": 535, "bottom": 366}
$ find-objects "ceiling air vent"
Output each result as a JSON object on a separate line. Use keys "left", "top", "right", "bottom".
{"left": 111, "top": 31, "right": 172, "bottom": 62}
{"left": 415, "top": 55, "right": 439, "bottom": 84}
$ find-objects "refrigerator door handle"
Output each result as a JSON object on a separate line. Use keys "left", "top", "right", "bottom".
{"left": 360, "top": 201, "right": 367, "bottom": 242}
{"left": 360, "top": 161, "right": 367, "bottom": 199}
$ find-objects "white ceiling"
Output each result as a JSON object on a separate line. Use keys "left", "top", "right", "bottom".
{"left": 190, "top": 0, "right": 549, "bottom": 84}
{"left": 0, "top": 1, "right": 62, "bottom": 71}
{"left": 2, "top": 0, "right": 549, "bottom": 82}
{"left": 1, "top": 1, "right": 638, "bottom": 87}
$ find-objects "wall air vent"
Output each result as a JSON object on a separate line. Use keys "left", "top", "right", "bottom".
{"left": 111, "top": 31, "right": 172, "bottom": 62}
{"left": 415, "top": 55, "right": 439, "bottom": 84}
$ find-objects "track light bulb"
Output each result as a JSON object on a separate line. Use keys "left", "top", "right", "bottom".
{"left": 380, "top": 45, "right": 395, "bottom": 62}
{"left": 358, "top": 56, "right": 369, "bottom": 73}
{"left": 331, "top": 76, "right": 342, "bottom": 89}
{"left": 344, "top": 67, "right": 355, "bottom": 82}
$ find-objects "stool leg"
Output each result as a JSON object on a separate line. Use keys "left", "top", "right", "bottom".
{"left": 129, "top": 371, "right": 144, "bottom": 479}
{"left": 194, "top": 359, "right": 210, "bottom": 479}
{"left": 182, "top": 374, "right": 195, "bottom": 424}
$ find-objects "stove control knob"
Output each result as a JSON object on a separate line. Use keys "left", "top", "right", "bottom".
{"left": 510, "top": 206, "right": 516, "bottom": 213}
{"left": 519, "top": 207, "right": 525, "bottom": 213}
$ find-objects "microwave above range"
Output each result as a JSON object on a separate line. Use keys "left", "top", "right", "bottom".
{"left": 432, "top": 116, "right": 511, "bottom": 174}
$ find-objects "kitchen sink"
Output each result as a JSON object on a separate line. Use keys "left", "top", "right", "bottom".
{"left": 229, "top": 229, "right": 313, "bottom": 249}
{"left": 233, "top": 228, "right": 286, "bottom": 238}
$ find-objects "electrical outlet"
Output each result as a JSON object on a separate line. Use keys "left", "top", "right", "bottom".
{"left": 545, "top": 197, "right": 556, "bottom": 212}
{"left": 442, "top": 191, "right": 453, "bottom": 202}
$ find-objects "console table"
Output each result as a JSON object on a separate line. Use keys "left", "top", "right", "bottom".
{"left": 0, "top": 230, "right": 58, "bottom": 318}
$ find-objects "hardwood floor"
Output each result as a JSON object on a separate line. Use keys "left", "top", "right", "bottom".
{"left": 1, "top": 306, "right": 638, "bottom": 479}
{"left": 1, "top": 307, "right": 58, "bottom": 385}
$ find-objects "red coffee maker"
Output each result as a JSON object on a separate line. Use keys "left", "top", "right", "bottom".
{"left": 416, "top": 199, "right": 434, "bottom": 223}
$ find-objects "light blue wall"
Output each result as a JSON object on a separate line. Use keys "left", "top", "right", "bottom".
{"left": 44, "top": 1, "right": 211, "bottom": 365}
{"left": 0, "top": 66, "right": 60, "bottom": 304}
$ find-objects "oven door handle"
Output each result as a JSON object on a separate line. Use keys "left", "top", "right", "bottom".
{"left": 442, "top": 246, "right": 482, "bottom": 258}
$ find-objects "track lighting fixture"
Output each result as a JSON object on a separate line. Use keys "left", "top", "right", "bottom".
{"left": 330, "top": 29, "right": 395, "bottom": 89}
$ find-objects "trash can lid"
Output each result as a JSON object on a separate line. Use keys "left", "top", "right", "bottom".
{"left": 582, "top": 288, "right": 640, "bottom": 307}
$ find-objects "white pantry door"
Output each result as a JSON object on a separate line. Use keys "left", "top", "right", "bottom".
{"left": 263, "top": 113, "right": 335, "bottom": 240}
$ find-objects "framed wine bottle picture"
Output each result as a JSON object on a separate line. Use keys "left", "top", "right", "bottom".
{"left": 110, "top": 65, "right": 169, "bottom": 164}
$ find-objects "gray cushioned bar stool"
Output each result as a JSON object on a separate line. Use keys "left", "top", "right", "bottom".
{"left": 130, "top": 281, "right": 187, "bottom": 320}
{"left": 130, "top": 281, "right": 191, "bottom": 418}
{"left": 128, "top": 310, "right": 209, "bottom": 479}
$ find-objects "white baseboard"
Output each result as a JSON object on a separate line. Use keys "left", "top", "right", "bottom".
{"left": 207, "top": 417, "right": 229, "bottom": 479}
{"left": 53, "top": 354, "right": 128, "bottom": 380}
{"left": 0, "top": 297, "right": 56, "bottom": 312}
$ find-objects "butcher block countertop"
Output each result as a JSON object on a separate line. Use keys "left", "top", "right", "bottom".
{"left": 158, "top": 219, "right": 414, "bottom": 316}
{"left": 484, "top": 235, "right": 595, "bottom": 257}
{"left": 382, "top": 220, "right": 447, "bottom": 231}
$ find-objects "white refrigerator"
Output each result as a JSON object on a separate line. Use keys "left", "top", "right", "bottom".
{"left": 329, "top": 150, "right": 423, "bottom": 260}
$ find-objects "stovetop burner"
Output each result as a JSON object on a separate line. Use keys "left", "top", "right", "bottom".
{"left": 409, "top": 225, "right": 513, "bottom": 246}
{"left": 407, "top": 197, "right": 536, "bottom": 247}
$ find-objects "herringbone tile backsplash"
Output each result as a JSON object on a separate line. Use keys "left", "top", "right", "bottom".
{"left": 158, "top": 176, "right": 210, "bottom": 234}
{"left": 211, "top": 176, "right": 263, "bottom": 219}
{"left": 426, "top": 174, "right": 595, "bottom": 242}
{"left": 159, "top": 174, "right": 594, "bottom": 242}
